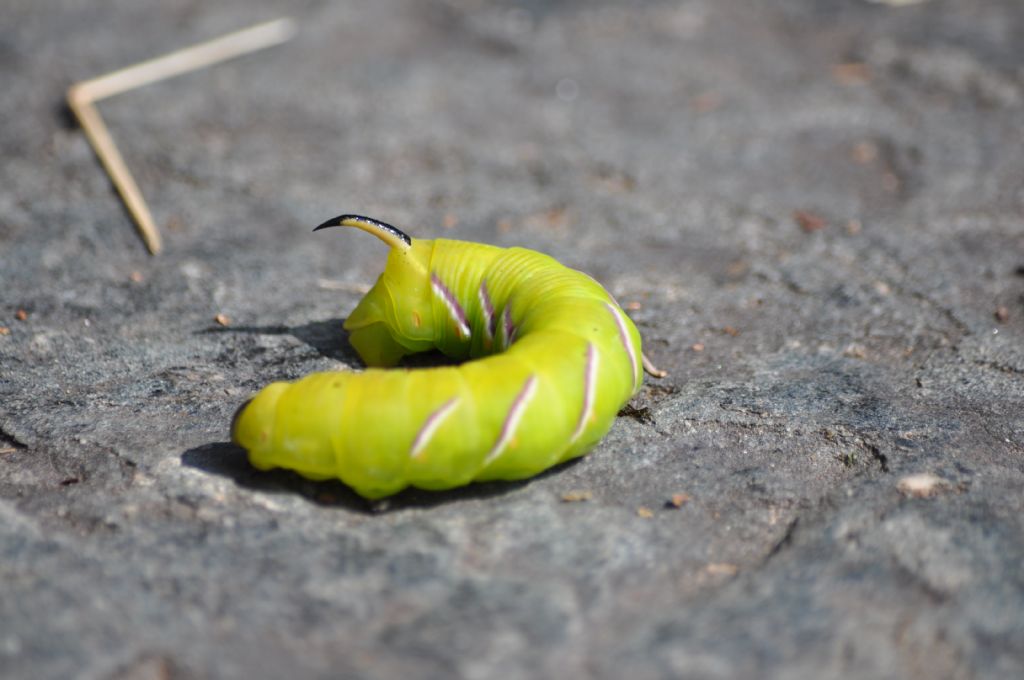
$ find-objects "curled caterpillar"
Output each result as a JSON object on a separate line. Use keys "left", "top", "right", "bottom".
{"left": 232, "top": 215, "right": 661, "bottom": 499}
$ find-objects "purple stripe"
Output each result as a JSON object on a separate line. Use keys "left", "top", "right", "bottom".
{"left": 479, "top": 279, "right": 496, "bottom": 340}
{"left": 503, "top": 305, "right": 516, "bottom": 347}
{"left": 431, "top": 272, "right": 471, "bottom": 338}
{"left": 572, "top": 343, "right": 596, "bottom": 442}
{"left": 606, "top": 302, "right": 639, "bottom": 386}
{"left": 484, "top": 374, "right": 537, "bottom": 466}
{"left": 410, "top": 397, "right": 459, "bottom": 458}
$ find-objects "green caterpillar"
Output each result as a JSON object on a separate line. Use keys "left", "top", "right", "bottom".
{"left": 232, "top": 215, "right": 661, "bottom": 499}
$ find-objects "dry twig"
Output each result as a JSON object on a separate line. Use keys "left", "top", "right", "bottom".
{"left": 67, "top": 17, "right": 297, "bottom": 254}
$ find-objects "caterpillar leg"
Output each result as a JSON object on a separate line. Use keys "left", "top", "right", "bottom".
{"left": 642, "top": 352, "right": 667, "bottom": 378}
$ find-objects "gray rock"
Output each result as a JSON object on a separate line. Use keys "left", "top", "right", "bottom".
{"left": 1, "top": 0, "right": 1022, "bottom": 678}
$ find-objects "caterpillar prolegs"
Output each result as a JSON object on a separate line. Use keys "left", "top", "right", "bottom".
{"left": 231, "top": 215, "right": 660, "bottom": 499}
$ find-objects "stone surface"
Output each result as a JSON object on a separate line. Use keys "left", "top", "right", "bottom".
{"left": 1, "top": 1, "right": 1022, "bottom": 678}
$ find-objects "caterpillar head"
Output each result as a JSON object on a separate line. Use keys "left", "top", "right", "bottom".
{"left": 315, "top": 214, "right": 436, "bottom": 367}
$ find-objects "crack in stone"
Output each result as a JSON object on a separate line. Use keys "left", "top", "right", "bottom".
{"left": 0, "top": 425, "right": 28, "bottom": 450}
{"left": 763, "top": 516, "right": 800, "bottom": 564}
{"left": 973, "top": 359, "right": 1024, "bottom": 376}
{"left": 865, "top": 442, "right": 890, "bottom": 473}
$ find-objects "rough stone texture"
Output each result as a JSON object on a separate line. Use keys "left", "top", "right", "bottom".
{"left": 2, "top": 1, "right": 1023, "bottom": 678}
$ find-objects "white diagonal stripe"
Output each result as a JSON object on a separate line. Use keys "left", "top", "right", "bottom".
{"left": 478, "top": 279, "right": 495, "bottom": 341}
{"left": 483, "top": 375, "right": 538, "bottom": 467}
{"left": 431, "top": 274, "right": 471, "bottom": 339}
{"left": 410, "top": 397, "right": 460, "bottom": 459}
{"left": 606, "top": 302, "right": 639, "bottom": 388}
{"left": 570, "top": 343, "right": 599, "bottom": 445}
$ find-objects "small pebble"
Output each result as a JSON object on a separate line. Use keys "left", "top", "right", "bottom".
{"left": 665, "top": 493, "right": 690, "bottom": 509}
{"left": 897, "top": 473, "right": 947, "bottom": 498}
{"left": 832, "top": 62, "right": 871, "bottom": 85}
{"left": 705, "top": 563, "right": 739, "bottom": 576}
{"left": 794, "top": 210, "right": 826, "bottom": 233}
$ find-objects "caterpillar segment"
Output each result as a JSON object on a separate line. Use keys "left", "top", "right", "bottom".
{"left": 232, "top": 214, "right": 650, "bottom": 499}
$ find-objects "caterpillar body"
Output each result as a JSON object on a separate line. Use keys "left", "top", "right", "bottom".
{"left": 231, "top": 215, "right": 652, "bottom": 499}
